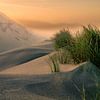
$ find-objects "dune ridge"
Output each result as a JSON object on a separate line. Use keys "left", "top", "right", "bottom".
{"left": 0, "top": 12, "right": 41, "bottom": 53}
{"left": 0, "top": 46, "right": 53, "bottom": 71}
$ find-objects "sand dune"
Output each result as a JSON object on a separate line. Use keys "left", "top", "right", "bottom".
{"left": 0, "top": 53, "right": 77, "bottom": 75}
{"left": 0, "top": 8, "right": 100, "bottom": 100}
{"left": 0, "top": 12, "right": 41, "bottom": 53}
{"left": 25, "top": 62, "right": 100, "bottom": 100}
{"left": 0, "top": 12, "right": 99, "bottom": 100}
{"left": 0, "top": 39, "right": 77, "bottom": 75}
{"left": 0, "top": 62, "right": 99, "bottom": 100}
{"left": 0, "top": 46, "right": 53, "bottom": 72}
{"left": 32, "top": 41, "right": 53, "bottom": 50}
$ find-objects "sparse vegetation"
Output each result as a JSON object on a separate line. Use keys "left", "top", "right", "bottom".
{"left": 56, "top": 48, "right": 73, "bottom": 64}
{"left": 48, "top": 54, "right": 60, "bottom": 72}
{"left": 52, "top": 25, "right": 100, "bottom": 69}
{"left": 52, "top": 29, "right": 73, "bottom": 50}
{"left": 71, "top": 25, "right": 100, "bottom": 68}
{"left": 49, "top": 49, "right": 73, "bottom": 65}
{"left": 47, "top": 25, "right": 100, "bottom": 100}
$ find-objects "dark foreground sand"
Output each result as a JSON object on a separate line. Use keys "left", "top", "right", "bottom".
{"left": 0, "top": 62, "right": 100, "bottom": 100}
{"left": 0, "top": 43, "right": 99, "bottom": 100}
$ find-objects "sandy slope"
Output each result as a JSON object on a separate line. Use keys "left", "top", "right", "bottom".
{"left": 0, "top": 12, "right": 41, "bottom": 53}
{"left": 0, "top": 62, "right": 99, "bottom": 100}
{"left": 0, "top": 46, "right": 53, "bottom": 71}
{"left": 0, "top": 53, "right": 77, "bottom": 75}
{"left": 0, "top": 40, "right": 77, "bottom": 75}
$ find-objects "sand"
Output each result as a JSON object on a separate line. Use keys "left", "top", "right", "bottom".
{"left": 0, "top": 40, "right": 77, "bottom": 75}
{"left": 0, "top": 45, "right": 99, "bottom": 100}
{"left": 0, "top": 47, "right": 53, "bottom": 71}
{"left": 0, "top": 44, "right": 81, "bottom": 100}
{"left": 0, "top": 28, "right": 99, "bottom": 100}
{"left": 0, "top": 54, "right": 77, "bottom": 75}
{"left": 0, "top": 12, "right": 42, "bottom": 53}
{"left": 0, "top": 62, "right": 99, "bottom": 100}
{"left": 1, "top": 11, "right": 99, "bottom": 100}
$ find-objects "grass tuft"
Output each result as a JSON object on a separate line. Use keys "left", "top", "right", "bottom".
{"left": 48, "top": 54, "right": 60, "bottom": 73}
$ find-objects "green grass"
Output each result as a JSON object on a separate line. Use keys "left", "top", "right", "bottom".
{"left": 52, "top": 25, "right": 100, "bottom": 69}
{"left": 71, "top": 25, "right": 100, "bottom": 68}
{"left": 55, "top": 49, "right": 73, "bottom": 64}
{"left": 48, "top": 54, "right": 60, "bottom": 73}
{"left": 52, "top": 29, "right": 73, "bottom": 50}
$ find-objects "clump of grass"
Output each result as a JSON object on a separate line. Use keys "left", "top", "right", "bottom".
{"left": 48, "top": 54, "right": 60, "bottom": 73}
{"left": 52, "top": 25, "right": 100, "bottom": 68}
{"left": 56, "top": 48, "right": 73, "bottom": 64}
{"left": 70, "top": 33, "right": 88, "bottom": 64}
{"left": 52, "top": 29, "right": 73, "bottom": 50}
{"left": 47, "top": 49, "right": 73, "bottom": 72}
{"left": 51, "top": 28, "right": 74, "bottom": 64}
{"left": 70, "top": 25, "right": 100, "bottom": 68}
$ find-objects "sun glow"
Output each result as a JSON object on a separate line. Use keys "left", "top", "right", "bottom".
{"left": 0, "top": 0, "right": 100, "bottom": 37}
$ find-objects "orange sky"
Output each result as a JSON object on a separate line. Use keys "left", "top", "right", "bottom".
{"left": 0, "top": 0, "right": 100, "bottom": 37}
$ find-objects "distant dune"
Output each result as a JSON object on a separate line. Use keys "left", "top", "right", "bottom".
{"left": 0, "top": 12, "right": 41, "bottom": 53}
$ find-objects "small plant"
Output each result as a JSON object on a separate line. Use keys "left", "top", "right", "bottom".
{"left": 52, "top": 29, "right": 73, "bottom": 50}
{"left": 56, "top": 48, "right": 73, "bottom": 64}
{"left": 48, "top": 54, "right": 60, "bottom": 73}
{"left": 51, "top": 25, "right": 100, "bottom": 69}
{"left": 70, "top": 25, "right": 100, "bottom": 68}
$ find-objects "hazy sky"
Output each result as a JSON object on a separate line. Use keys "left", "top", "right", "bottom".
{"left": 0, "top": 0, "right": 100, "bottom": 37}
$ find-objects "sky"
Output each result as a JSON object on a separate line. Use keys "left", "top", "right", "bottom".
{"left": 0, "top": 0, "right": 100, "bottom": 38}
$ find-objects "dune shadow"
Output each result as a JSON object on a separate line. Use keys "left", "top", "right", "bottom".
{"left": 25, "top": 81, "right": 81, "bottom": 100}
{"left": 25, "top": 62, "right": 99, "bottom": 100}
{"left": 0, "top": 47, "right": 51, "bottom": 71}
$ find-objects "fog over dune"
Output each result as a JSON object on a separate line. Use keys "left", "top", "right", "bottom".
{"left": 0, "top": 12, "right": 40, "bottom": 53}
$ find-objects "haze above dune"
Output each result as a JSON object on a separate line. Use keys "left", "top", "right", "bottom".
{"left": 0, "top": 12, "right": 43, "bottom": 53}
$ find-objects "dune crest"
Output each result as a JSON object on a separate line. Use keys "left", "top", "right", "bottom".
{"left": 0, "top": 12, "right": 40, "bottom": 53}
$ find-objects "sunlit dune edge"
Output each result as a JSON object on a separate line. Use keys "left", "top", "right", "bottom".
{"left": 0, "top": 53, "right": 79, "bottom": 75}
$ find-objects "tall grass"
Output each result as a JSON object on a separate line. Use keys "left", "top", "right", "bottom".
{"left": 70, "top": 25, "right": 100, "bottom": 68}
{"left": 52, "top": 29, "right": 73, "bottom": 50}
{"left": 52, "top": 28, "right": 74, "bottom": 65}
{"left": 47, "top": 49, "right": 73, "bottom": 72}
{"left": 55, "top": 49, "right": 73, "bottom": 64}
{"left": 48, "top": 54, "right": 60, "bottom": 72}
{"left": 51, "top": 25, "right": 100, "bottom": 69}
